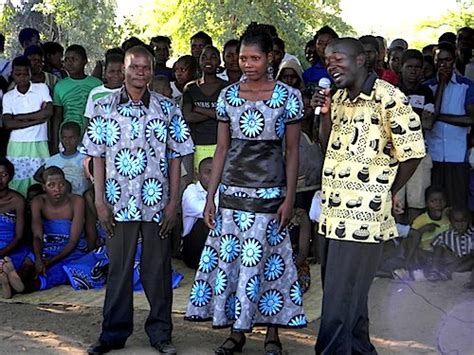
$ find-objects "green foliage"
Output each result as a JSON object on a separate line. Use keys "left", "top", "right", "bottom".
{"left": 416, "top": 0, "right": 473, "bottom": 34}
{"left": 133, "top": 0, "right": 354, "bottom": 65}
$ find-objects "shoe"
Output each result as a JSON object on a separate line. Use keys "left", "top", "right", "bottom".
{"left": 87, "top": 340, "right": 125, "bottom": 354}
{"left": 264, "top": 339, "right": 283, "bottom": 355}
{"left": 152, "top": 341, "right": 177, "bottom": 354}
{"left": 215, "top": 335, "right": 246, "bottom": 354}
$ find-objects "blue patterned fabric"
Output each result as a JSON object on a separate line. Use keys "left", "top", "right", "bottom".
{"left": 0, "top": 212, "right": 29, "bottom": 269}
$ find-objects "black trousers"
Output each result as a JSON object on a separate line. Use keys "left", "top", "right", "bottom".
{"left": 181, "top": 218, "right": 209, "bottom": 270}
{"left": 431, "top": 161, "right": 469, "bottom": 208}
{"left": 315, "top": 238, "right": 383, "bottom": 355}
{"left": 99, "top": 222, "right": 173, "bottom": 346}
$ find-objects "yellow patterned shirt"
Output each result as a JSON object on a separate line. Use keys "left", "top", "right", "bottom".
{"left": 319, "top": 74, "right": 426, "bottom": 243}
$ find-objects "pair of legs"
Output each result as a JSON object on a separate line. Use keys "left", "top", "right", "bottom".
{"left": 219, "top": 326, "right": 281, "bottom": 354}
{"left": 0, "top": 257, "right": 24, "bottom": 299}
{"left": 316, "top": 238, "right": 383, "bottom": 355}
{"left": 430, "top": 247, "right": 474, "bottom": 288}
{"left": 98, "top": 221, "right": 173, "bottom": 347}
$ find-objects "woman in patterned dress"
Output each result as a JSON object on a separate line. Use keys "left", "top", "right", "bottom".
{"left": 185, "top": 24, "right": 307, "bottom": 355}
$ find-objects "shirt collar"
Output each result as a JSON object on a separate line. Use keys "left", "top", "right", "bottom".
{"left": 119, "top": 86, "right": 151, "bottom": 108}
{"left": 436, "top": 72, "right": 457, "bottom": 85}
{"left": 340, "top": 71, "right": 378, "bottom": 102}
{"left": 14, "top": 81, "right": 34, "bottom": 96}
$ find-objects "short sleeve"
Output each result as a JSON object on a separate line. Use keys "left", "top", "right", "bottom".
{"left": 431, "top": 232, "right": 447, "bottom": 248}
{"left": 216, "top": 89, "right": 230, "bottom": 122}
{"left": 465, "top": 79, "right": 474, "bottom": 107}
{"left": 53, "top": 82, "right": 62, "bottom": 106}
{"left": 283, "top": 87, "right": 304, "bottom": 124}
{"left": 166, "top": 103, "right": 195, "bottom": 159}
{"left": 2, "top": 94, "right": 12, "bottom": 115}
{"left": 84, "top": 90, "right": 95, "bottom": 119}
{"left": 39, "top": 83, "right": 52, "bottom": 103}
{"left": 386, "top": 88, "right": 426, "bottom": 162}
{"left": 81, "top": 100, "right": 107, "bottom": 158}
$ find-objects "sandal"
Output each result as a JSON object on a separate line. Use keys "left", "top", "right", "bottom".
{"left": 264, "top": 340, "right": 283, "bottom": 355}
{"left": 215, "top": 335, "right": 246, "bottom": 355}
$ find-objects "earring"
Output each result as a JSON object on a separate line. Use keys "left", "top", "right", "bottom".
{"left": 266, "top": 65, "right": 274, "bottom": 81}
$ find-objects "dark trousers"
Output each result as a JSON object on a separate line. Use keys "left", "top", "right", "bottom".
{"left": 431, "top": 162, "right": 469, "bottom": 208}
{"left": 100, "top": 222, "right": 173, "bottom": 346}
{"left": 181, "top": 218, "right": 209, "bottom": 270}
{"left": 316, "top": 238, "right": 383, "bottom": 355}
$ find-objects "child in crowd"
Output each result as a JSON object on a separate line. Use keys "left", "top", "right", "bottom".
{"left": 42, "top": 41, "right": 68, "bottom": 79}
{"left": 217, "top": 39, "right": 242, "bottom": 84}
{"left": 2, "top": 56, "right": 53, "bottom": 196}
{"left": 183, "top": 45, "right": 227, "bottom": 174}
{"left": 181, "top": 158, "right": 218, "bottom": 269}
{"left": 151, "top": 75, "right": 172, "bottom": 98}
{"left": 276, "top": 59, "right": 305, "bottom": 90}
{"left": 84, "top": 53, "right": 124, "bottom": 121}
{"left": 34, "top": 122, "right": 89, "bottom": 196}
{"left": 410, "top": 186, "right": 450, "bottom": 270}
{"left": 429, "top": 207, "right": 474, "bottom": 288}
{"left": 12, "top": 167, "right": 86, "bottom": 294}
{"left": 51, "top": 45, "right": 102, "bottom": 152}
{"left": 381, "top": 45, "right": 404, "bottom": 85}
{"left": 23, "top": 45, "right": 58, "bottom": 92}
{"left": 0, "top": 158, "right": 29, "bottom": 299}
{"left": 171, "top": 55, "right": 198, "bottom": 102}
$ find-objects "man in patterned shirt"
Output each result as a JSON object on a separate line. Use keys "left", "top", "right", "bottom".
{"left": 84, "top": 46, "right": 194, "bottom": 355}
{"left": 312, "top": 38, "right": 426, "bottom": 354}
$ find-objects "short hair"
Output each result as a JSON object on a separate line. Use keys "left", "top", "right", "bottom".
{"left": 436, "top": 41, "right": 456, "bottom": 58}
{"left": 18, "top": 28, "right": 39, "bottom": 46}
{"left": 24, "top": 44, "right": 43, "bottom": 58}
{"left": 240, "top": 22, "right": 274, "bottom": 54}
{"left": 125, "top": 45, "right": 155, "bottom": 67}
{"left": 198, "top": 157, "right": 212, "bottom": 171}
{"left": 329, "top": 37, "right": 366, "bottom": 57}
{"left": 121, "top": 37, "right": 145, "bottom": 51}
{"left": 423, "top": 55, "right": 435, "bottom": 68}
{"left": 42, "top": 166, "right": 65, "bottom": 182}
{"left": 449, "top": 206, "right": 471, "bottom": 222}
{"left": 273, "top": 37, "right": 285, "bottom": 52}
{"left": 223, "top": 39, "right": 239, "bottom": 54}
{"left": 66, "top": 44, "right": 87, "bottom": 61}
{"left": 174, "top": 55, "right": 198, "bottom": 72}
{"left": 201, "top": 44, "right": 220, "bottom": 58}
{"left": 150, "top": 35, "right": 171, "bottom": 47}
{"left": 314, "top": 26, "right": 339, "bottom": 41}
{"left": 12, "top": 56, "right": 31, "bottom": 70}
{"left": 261, "top": 24, "right": 278, "bottom": 38}
{"left": 438, "top": 32, "right": 456, "bottom": 45}
{"left": 153, "top": 74, "right": 170, "bottom": 85}
{"left": 422, "top": 44, "right": 436, "bottom": 56}
{"left": 190, "top": 31, "right": 213, "bottom": 46}
{"left": 389, "top": 38, "right": 408, "bottom": 50}
{"left": 0, "top": 157, "right": 15, "bottom": 182}
{"left": 0, "top": 33, "right": 5, "bottom": 52}
{"left": 425, "top": 185, "right": 446, "bottom": 202}
{"left": 105, "top": 53, "right": 124, "bottom": 68}
{"left": 105, "top": 47, "right": 125, "bottom": 58}
{"left": 359, "top": 35, "right": 379, "bottom": 53}
{"left": 42, "top": 41, "right": 64, "bottom": 55}
{"left": 401, "top": 49, "right": 423, "bottom": 65}
{"left": 388, "top": 46, "right": 405, "bottom": 60}
{"left": 61, "top": 121, "right": 81, "bottom": 136}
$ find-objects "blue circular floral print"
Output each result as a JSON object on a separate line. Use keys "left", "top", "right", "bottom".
{"left": 275, "top": 115, "right": 285, "bottom": 139}
{"left": 266, "top": 219, "right": 285, "bottom": 246}
{"left": 216, "top": 95, "right": 227, "bottom": 118}
{"left": 159, "top": 158, "right": 168, "bottom": 178}
{"left": 105, "top": 118, "right": 121, "bottom": 147}
{"left": 283, "top": 94, "right": 301, "bottom": 120}
{"left": 264, "top": 254, "right": 285, "bottom": 281}
{"left": 219, "top": 234, "right": 240, "bottom": 263}
{"left": 198, "top": 246, "right": 219, "bottom": 273}
{"left": 87, "top": 116, "right": 107, "bottom": 145}
{"left": 105, "top": 178, "right": 121, "bottom": 205}
{"left": 214, "top": 268, "right": 228, "bottom": 296}
{"left": 190, "top": 280, "right": 212, "bottom": 307}
{"left": 114, "top": 148, "right": 148, "bottom": 179}
{"left": 245, "top": 274, "right": 261, "bottom": 303}
{"left": 232, "top": 210, "right": 256, "bottom": 232}
{"left": 225, "top": 293, "right": 242, "bottom": 321}
{"left": 145, "top": 119, "right": 167, "bottom": 143}
{"left": 256, "top": 187, "right": 282, "bottom": 199}
{"left": 239, "top": 109, "right": 265, "bottom": 138}
{"left": 153, "top": 210, "right": 164, "bottom": 224}
{"left": 141, "top": 178, "right": 163, "bottom": 206}
{"left": 130, "top": 116, "right": 140, "bottom": 140}
{"left": 258, "top": 289, "right": 284, "bottom": 317}
{"left": 290, "top": 281, "right": 303, "bottom": 306}
{"left": 287, "top": 314, "right": 307, "bottom": 327}
{"left": 170, "top": 114, "right": 191, "bottom": 143}
{"left": 208, "top": 213, "right": 222, "bottom": 238}
{"left": 159, "top": 99, "right": 173, "bottom": 116}
{"left": 264, "top": 83, "right": 288, "bottom": 109}
{"left": 241, "top": 238, "right": 263, "bottom": 267}
{"left": 225, "top": 84, "right": 245, "bottom": 107}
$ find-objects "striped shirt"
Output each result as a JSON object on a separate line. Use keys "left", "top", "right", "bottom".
{"left": 432, "top": 226, "right": 474, "bottom": 258}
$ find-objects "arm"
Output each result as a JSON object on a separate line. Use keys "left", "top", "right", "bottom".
{"left": 33, "top": 165, "right": 45, "bottom": 184}
{"left": 295, "top": 209, "right": 311, "bottom": 266}
{"left": 50, "top": 105, "right": 63, "bottom": 154}
{"left": 45, "top": 196, "right": 85, "bottom": 266}
{"left": 391, "top": 158, "right": 421, "bottom": 195}
{"left": 194, "top": 106, "right": 216, "bottom": 119}
{"left": 203, "top": 122, "right": 230, "bottom": 228}
{"left": 277, "top": 122, "right": 301, "bottom": 231}
{"left": 0, "top": 196, "right": 25, "bottom": 257}
{"left": 435, "top": 103, "right": 474, "bottom": 126}
{"left": 159, "top": 157, "right": 181, "bottom": 237}
{"left": 93, "top": 156, "right": 114, "bottom": 236}
{"left": 31, "top": 197, "right": 46, "bottom": 275}
{"left": 84, "top": 189, "right": 99, "bottom": 250}
{"left": 182, "top": 88, "right": 210, "bottom": 123}
{"left": 311, "top": 87, "right": 332, "bottom": 153}
{"left": 3, "top": 102, "right": 52, "bottom": 129}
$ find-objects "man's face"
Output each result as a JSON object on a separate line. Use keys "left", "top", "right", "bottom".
{"left": 64, "top": 51, "right": 86, "bottom": 75}
{"left": 316, "top": 34, "right": 333, "bottom": 61}
{"left": 362, "top": 43, "right": 377, "bottom": 71}
{"left": 434, "top": 49, "right": 455, "bottom": 77}
{"left": 12, "top": 66, "right": 31, "bottom": 87}
{"left": 105, "top": 62, "right": 124, "bottom": 88}
{"left": 43, "top": 175, "right": 67, "bottom": 201}
{"left": 456, "top": 29, "right": 473, "bottom": 56}
{"left": 22, "top": 35, "right": 39, "bottom": 49}
{"left": 326, "top": 46, "right": 360, "bottom": 89}
{"left": 198, "top": 162, "right": 212, "bottom": 190}
{"left": 152, "top": 41, "right": 170, "bottom": 65}
{"left": 60, "top": 128, "right": 80, "bottom": 153}
{"left": 401, "top": 58, "right": 422, "bottom": 85}
{"left": 191, "top": 38, "right": 208, "bottom": 59}
{"left": 174, "top": 62, "right": 193, "bottom": 85}
{"left": 124, "top": 53, "right": 153, "bottom": 89}
{"left": 28, "top": 54, "right": 43, "bottom": 74}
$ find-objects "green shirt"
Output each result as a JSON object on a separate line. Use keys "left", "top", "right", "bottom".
{"left": 53, "top": 76, "right": 102, "bottom": 132}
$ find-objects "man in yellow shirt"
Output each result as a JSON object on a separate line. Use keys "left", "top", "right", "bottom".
{"left": 312, "top": 37, "right": 426, "bottom": 354}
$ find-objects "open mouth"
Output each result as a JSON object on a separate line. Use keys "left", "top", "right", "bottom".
{"left": 332, "top": 72, "right": 343, "bottom": 83}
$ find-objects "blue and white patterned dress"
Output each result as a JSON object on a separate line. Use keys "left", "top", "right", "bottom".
{"left": 185, "top": 81, "right": 307, "bottom": 331}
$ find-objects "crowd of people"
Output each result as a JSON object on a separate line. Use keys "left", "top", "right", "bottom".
{"left": 0, "top": 21, "right": 473, "bottom": 355}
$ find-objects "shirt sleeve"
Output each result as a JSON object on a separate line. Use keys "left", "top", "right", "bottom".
{"left": 431, "top": 231, "right": 447, "bottom": 248}
{"left": 181, "top": 184, "right": 206, "bottom": 219}
{"left": 464, "top": 79, "right": 474, "bottom": 107}
{"left": 84, "top": 90, "right": 95, "bottom": 119}
{"left": 284, "top": 87, "right": 304, "bottom": 124}
{"left": 39, "top": 84, "right": 52, "bottom": 103}
{"left": 2, "top": 94, "right": 12, "bottom": 115}
{"left": 385, "top": 87, "right": 426, "bottom": 162}
{"left": 216, "top": 88, "right": 230, "bottom": 122}
{"left": 52, "top": 82, "right": 62, "bottom": 106}
{"left": 81, "top": 99, "right": 107, "bottom": 158}
{"left": 166, "top": 102, "right": 195, "bottom": 159}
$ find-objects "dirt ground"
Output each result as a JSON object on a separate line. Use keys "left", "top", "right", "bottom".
{"left": 1, "top": 275, "right": 473, "bottom": 354}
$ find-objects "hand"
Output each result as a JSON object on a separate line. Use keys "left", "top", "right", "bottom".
{"left": 310, "top": 87, "right": 331, "bottom": 115}
{"left": 437, "top": 68, "right": 451, "bottom": 85}
{"left": 35, "top": 258, "right": 46, "bottom": 276}
{"left": 420, "top": 223, "right": 440, "bottom": 234}
{"left": 392, "top": 194, "right": 404, "bottom": 215}
{"left": 203, "top": 199, "right": 216, "bottom": 229}
{"left": 421, "top": 110, "right": 435, "bottom": 129}
{"left": 95, "top": 201, "right": 115, "bottom": 238}
{"left": 276, "top": 198, "right": 294, "bottom": 232}
{"left": 159, "top": 201, "right": 177, "bottom": 239}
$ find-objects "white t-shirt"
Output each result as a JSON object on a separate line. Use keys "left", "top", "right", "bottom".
{"left": 45, "top": 151, "right": 89, "bottom": 195}
{"left": 84, "top": 85, "right": 121, "bottom": 119}
{"left": 2, "top": 82, "right": 52, "bottom": 142}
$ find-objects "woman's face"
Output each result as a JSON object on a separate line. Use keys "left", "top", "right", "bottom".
{"left": 239, "top": 43, "right": 272, "bottom": 82}
{"left": 223, "top": 44, "right": 240, "bottom": 72}
{"left": 174, "top": 62, "right": 194, "bottom": 85}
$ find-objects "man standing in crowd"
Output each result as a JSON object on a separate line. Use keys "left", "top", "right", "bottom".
{"left": 312, "top": 37, "right": 425, "bottom": 354}
{"left": 84, "top": 45, "right": 194, "bottom": 355}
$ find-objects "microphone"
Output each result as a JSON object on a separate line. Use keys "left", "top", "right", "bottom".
{"left": 314, "top": 77, "right": 331, "bottom": 116}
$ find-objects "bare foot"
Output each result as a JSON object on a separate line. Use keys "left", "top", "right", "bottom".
{"left": 2, "top": 257, "right": 24, "bottom": 292}
{"left": 0, "top": 260, "right": 12, "bottom": 299}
